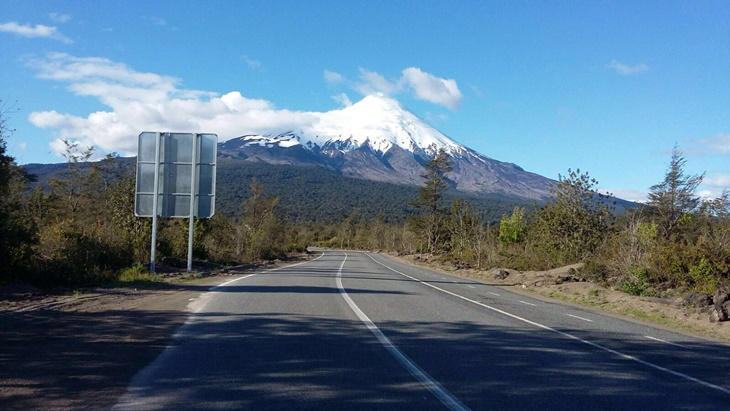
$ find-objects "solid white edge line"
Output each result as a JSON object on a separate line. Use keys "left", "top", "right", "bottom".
{"left": 113, "top": 252, "right": 325, "bottom": 409}
{"left": 566, "top": 313, "right": 593, "bottom": 323}
{"left": 335, "top": 252, "right": 469, "bottom": 411}
{"left": 213, "top": 252, "right": 324, "bottom": 291}
{"left": 645, "top": 335, "right": 690, "bottom": 349}
{"left": 365, "top": 253, "right": 730, "bottom": 396}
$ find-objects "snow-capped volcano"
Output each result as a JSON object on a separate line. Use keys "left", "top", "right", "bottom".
{"left": 235, "top": 94, "right": 466, "bottom": 156}
{"left": 219, "top": 94, "right": 554, "bottom": 200}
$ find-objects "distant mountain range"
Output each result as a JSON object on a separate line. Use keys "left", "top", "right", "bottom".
{"left": 217, "top": 94, "right": 555, "bottom": 200}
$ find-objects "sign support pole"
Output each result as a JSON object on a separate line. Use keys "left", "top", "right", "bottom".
{"left": 150, "top": 132, "right": 161, "bottom": 273}
{"left": 187, "top": 134, "right": 198, "bottom": 273}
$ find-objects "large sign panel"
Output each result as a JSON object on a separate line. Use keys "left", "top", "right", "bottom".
{"left": 135, "top": 132, "right": 217, "bottom": 218}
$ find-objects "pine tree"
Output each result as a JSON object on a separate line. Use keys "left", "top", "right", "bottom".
{"left": 648, "top": 146, "right": 704, "bottom": 239}
{"left": 410, "top": 149, "right": 452, "bottom": 253}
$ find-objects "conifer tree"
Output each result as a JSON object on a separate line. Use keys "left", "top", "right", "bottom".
{"left": 648, "top": 146, "right": 704, "bottom": 239}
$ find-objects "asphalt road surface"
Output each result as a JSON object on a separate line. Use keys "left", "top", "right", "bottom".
{"left": 115, "top": 251, "right": 730, "bottom": 410}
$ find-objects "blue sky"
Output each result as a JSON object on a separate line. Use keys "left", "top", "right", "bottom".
{"left": 1, "top": 1, "right": 728, "bottom": 200}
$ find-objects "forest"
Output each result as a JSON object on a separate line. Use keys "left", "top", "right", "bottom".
{"left": 1, "top": 110, "right": 729, "bottom": 299}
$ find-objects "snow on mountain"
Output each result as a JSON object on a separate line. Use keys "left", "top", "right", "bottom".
{"left": 233, "top": 94, "right": 467, "bottom": 157}
{"left": 219, "top": 94, "right": 554, "bottom": 200}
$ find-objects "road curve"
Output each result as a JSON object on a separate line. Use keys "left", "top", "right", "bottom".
{"left": 115, "top": 251, "right": 730, "bottom": 410}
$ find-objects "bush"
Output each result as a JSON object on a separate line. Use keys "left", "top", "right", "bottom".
{"left": 117, "top": 264, "right": 160, "bottom": 284}
{"left": 621, "top": 267, "right": 653, "bottom": 296}
{"left": 498, "top": 207, "right": 527, "bottom": 246}
{"left": 688, "top": 258, "right": 719, "bottom": 294}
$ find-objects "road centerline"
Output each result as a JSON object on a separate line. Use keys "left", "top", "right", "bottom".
{"left": 334, "top": 252, "right": 469, "bottom": 411}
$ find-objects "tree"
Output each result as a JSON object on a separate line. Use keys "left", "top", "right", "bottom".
{"left": 0, "top": 103, "right": 37, "bottom": 282}
{"left": 410, "top": 149, "right": 452, "bottom": 253}
{"left": 648, "top": 146, "right": 704, "bottom": 239}
{"left": 498, "top": 206, "right": 527, "bottom": 246}
{"left": 532, "top": 169, "right": 614, "bottom": 265}
{"left": 236, "top": 178, "right": 283, "bottom": 261}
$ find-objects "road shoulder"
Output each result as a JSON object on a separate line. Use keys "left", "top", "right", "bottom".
{"left": 0, "top": 256, "right": 313, "bottom": 410}
{"left": 380, "top": 252, "right": 730, "bottom": 344}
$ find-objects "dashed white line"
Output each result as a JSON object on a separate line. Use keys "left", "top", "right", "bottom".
{"left": 645, "top": 335, "right": 689, "bottom": 349}
{"left": 365, "top": 253, "right": 730, "bottom": 396}
{"left": 336, "top": 253, "right": 468, "bottom": 411}
{"left": 566, "top": 313, "right": 593, "bottom": 323}
{"left": 487, "top": 291, "right": 500, "bottom": 297}
{"left": 467, "top": 285, "right": 476, "bottom": 289}
{"left": 519, "top": 300, "right": 537, "bottom": 306}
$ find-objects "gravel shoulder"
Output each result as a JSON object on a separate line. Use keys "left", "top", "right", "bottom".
{"left": 0, "top": 255, "right": 311, "bottom": 410}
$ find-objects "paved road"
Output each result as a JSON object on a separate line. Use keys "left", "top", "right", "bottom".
{"left": 115, "top": 251, "right": 730, "bottom": 410}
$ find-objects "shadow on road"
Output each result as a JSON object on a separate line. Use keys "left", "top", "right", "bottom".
{"left": 117, "top": 312, "right": 730, "bottom": 410}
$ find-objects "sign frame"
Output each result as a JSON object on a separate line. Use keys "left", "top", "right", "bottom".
{"left": 135, "top": 132, "right": 217, "bottom": 272}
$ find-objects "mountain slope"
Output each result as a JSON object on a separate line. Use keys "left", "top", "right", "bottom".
{"left": 23, "top": 158, "right": 533, "bottom": 223}
{"left": 218, "top": 94, "right": 554, "bottom": 200}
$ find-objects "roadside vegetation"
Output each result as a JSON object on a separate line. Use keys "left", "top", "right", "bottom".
{"left": 1, "top": 104, "right": 728, "bottom": 302}
{"left": 0, "top": 108, "right": 309, "bottom": 287}
{"left": 324, "top": 147, "right": 729, "bottom": 300}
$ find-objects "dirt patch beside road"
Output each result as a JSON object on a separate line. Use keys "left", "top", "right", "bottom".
{"left": 0, "top": 255, "right": 311, "bottom": 410}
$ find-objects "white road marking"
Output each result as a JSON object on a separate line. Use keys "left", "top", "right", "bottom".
{"left": 645, "top": 335, "right": 689, "bottom": 349}
{"left": 566, "top": 313, "right": 593, "bottom": 323}
{"left": 467, "top": 285, "right": 476, "bottom": 289}
{"left": 365, "top": 253, "right": 730, "bottom": 396}
{"left": 336, "top": 253, "right": 468, "bottom": 411}
{"left": 115, "top": 252, "right": 326, "bottom": 409}
{"left": 214, "top": 253, "right": 324, "bottom": 290}
{"left": 487, "top": 291, "right": 500, "bottom": 297}
{"left": 519, "top": 300, "right": 537, "bottom": 306}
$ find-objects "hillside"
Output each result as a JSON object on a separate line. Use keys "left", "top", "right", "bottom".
{"left": 23, "top": 158, "right": 534, "bottom": 224}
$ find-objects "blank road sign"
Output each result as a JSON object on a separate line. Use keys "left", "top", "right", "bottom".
{"left": 135, "top": 132, "right": 217, "bottom": 218}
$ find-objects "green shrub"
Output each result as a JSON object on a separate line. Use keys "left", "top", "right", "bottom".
{"left": 688, "top": 258, "right": 719, "bottom": 294}
{"left": 621, "top": 267, "right": 654, "bottom": 296}
{"left": 498, "top": 207, "right": 527, "bottom": 246}
{"left": 117, "top": 263, "right": 160, "bottom": 284}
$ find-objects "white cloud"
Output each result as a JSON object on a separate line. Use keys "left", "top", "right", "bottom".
{"left": 49, "top": 12, "right": 71, "bottom": 23}
{"left": 696, "top": 133, "right": 730, "bottom": 155}
{"left": 355, "top": 68, "right": 399, "bottom": 95}
{"left": 15, "top": 142, "right": 27, "bottom": 151}
{"left": 243, "top": 55, "right": 261, "bottom": 70}
{"left": 705, "top": 174, "right": 730, "bottom": 187}
{"left": 400, "top": 67, "right": 462, "bottom": 109}
{"left": 701, "top": 174, "right": 730, "bottom": 199}
{"left": 347, "top": 67, "right": 462, "bottom": 109}
{"left": 323, "top": 70, "right": 344, "bottom": 85}
{"left": 27, "top": 53, "right": 320, "bottom": 157}
{"left": 331, "top": 93, "right": 352, "bottom": 107}
{"left": 607, "top": 59, "right": 649, "bottom": 75}
{"left": 0, "top": 22, "right": 71, "bottom": 43}
{"left": 27, "top": 54, "right": 465, "bottom": 158}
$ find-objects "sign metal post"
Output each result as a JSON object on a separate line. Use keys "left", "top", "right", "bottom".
{"left": 150, "top": 132, "right": 161, "bottom": 272}
{"left": 135, "top": 132, "right": 217, "bottom": 274}
{"left": 187, "top": 134, "right": 198, "bottom": 272}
